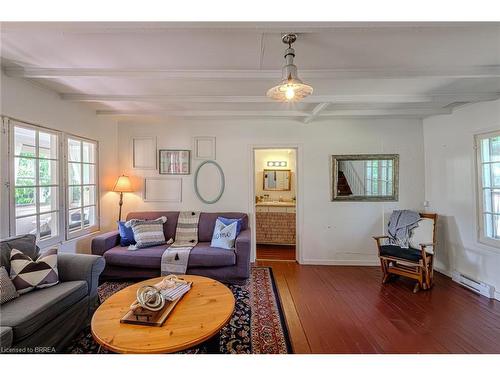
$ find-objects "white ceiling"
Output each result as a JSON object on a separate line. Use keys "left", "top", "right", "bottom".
{"left": 1, "top": 22, "right": 500, "bottom": 122}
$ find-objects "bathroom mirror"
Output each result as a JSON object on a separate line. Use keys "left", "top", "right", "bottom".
{"left": 194, "top": 160, "right": 225, "bottom": 204}
{"left": 331, "top": 154, "right": 399, "bottom": 201}
{"left": 263, "top": 169, "right": 291, "bottom": 191}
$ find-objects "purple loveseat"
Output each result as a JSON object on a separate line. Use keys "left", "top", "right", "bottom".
{"left": 91, "top": 211, "right": 250, "bottom": 285}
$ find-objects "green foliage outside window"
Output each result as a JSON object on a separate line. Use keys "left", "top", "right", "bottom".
{"left": 15, "top": 152, "right": 51, "bottom": 205}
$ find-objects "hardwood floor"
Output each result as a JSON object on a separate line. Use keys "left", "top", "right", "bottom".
{"left": 256, "top": 244, "right": 296, "bottom": 261}
{"left": 257, "top": 261, "right": 500, "bottom": 354}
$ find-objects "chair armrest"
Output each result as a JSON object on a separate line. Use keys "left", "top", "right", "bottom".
{"left": 57, "top": 253, "right": 105, "bottom": 302}
{"left": 91, "top": 230, "right": 120, "bottom": 255}
{"left": 234, "top": 228, "right": 251, "bottom": 279}
{"left": 373, "top": 235, "right": 389, "bottom": 240}
{"left": 419, "top": 242, "right": 436, "bottom": 255}
{"left": 419, "top": 242, "right": 435, "bottom": 248}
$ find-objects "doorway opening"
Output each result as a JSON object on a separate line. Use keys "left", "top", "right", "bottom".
{"left": 253, "top": 148, "right": 297, "bottom": 261}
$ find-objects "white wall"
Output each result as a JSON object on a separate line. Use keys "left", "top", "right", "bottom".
{"left": 117, "top": 118, "right": 425, "bottom": 264}
{"left": 423, "top": 99, "right": 500, "bottom": 298}
{"left": 0, "top": 72, "right": 119, "bottom": 253}
{"left": 254, "top": 149, "right": 296, "bottom": 201}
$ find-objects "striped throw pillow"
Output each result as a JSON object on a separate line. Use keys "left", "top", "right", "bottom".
{"left": 10, "top": 248, "right": 59, "bottom": 294}
{"left": 125, "top": 216, "right": 167, "bottom": 250}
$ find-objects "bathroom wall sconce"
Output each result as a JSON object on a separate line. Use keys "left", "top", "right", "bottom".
{"left": 267, "top": 161, "right": 287, "bottom": 167}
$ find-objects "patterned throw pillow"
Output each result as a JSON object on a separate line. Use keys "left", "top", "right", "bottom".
{"left": 211, "top": 219, "right": 238, "bottom": 250}
{"left": 10, "top": 248, "right": 59, "bottom": 294}
{"left": 0, "top": 266, "right": 19, "bottom": 304}
{"left": 125, "top": 216, "right": 167, "bottom": 250}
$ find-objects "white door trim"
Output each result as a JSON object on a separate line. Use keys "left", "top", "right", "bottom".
{"left": 248, "top": 143, "right": 304, "bottom": 263}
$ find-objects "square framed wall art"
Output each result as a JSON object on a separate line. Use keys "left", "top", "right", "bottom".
{"left": 159, "top": 149, "right": 191, "bottom": 175}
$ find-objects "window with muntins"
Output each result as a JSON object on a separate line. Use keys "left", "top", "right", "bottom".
{"left": 66, "top": 136, "right": 99, "bottom": 239}
{"left": 11, "top": 123, "right": 62, "bottom": 245}
{"left": 3, "top": 117, "right": 99, "bottom": 244}
{"left": 477, "top": 130, "right": 500, "bottom": 247}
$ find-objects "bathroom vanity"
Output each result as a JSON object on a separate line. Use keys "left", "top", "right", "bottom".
{"left": 255, "top": 202, "right": 296, "bottom": 245}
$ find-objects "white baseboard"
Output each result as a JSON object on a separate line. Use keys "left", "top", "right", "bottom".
{"left": 299, "top": 258, "right": 380, "bottom": 266}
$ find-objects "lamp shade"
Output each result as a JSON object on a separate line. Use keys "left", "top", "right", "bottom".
{"left": 113, "top": 175, "right": 133, "bottom": 192}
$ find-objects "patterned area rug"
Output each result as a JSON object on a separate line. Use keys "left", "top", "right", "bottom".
{"left": 65, "top": 267, "right": 292, "bottom": 354}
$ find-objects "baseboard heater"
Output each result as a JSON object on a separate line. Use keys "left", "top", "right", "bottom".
{"left": 451, "top": 271, "right": 495, "bottom": 299}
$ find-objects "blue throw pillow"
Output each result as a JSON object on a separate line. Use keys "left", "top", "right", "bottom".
{"left": 217, "top": 217, "right": 243, "bottom": 236}
{"left": 117, "top": 221, "right": 136, "bottom": 247}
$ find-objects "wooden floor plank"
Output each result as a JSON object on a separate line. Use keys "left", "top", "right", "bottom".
{"left": 257, "top": 261, "right": 500, "bottom": 354}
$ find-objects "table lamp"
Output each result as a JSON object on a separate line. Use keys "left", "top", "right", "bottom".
{"left": 113, "top": 175, "right": 133, "bottom": 221}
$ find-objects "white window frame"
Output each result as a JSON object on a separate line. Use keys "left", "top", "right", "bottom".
{"left": 65, "top": 134, "right": 100, "bottom": 240}
{"left": 7, "top": 119, "right": 64, "bottom": 247}
{"left": 1, "top": 116, "right": 100, "bottom": 244}
{"left": 365, "top": 159, "right": 392, "bottom": 196}
{"left": 475, "top": 129, "right": 500, "bottom": 249}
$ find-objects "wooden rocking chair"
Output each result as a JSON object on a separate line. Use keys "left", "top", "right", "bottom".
{"left": 373, "top": 213, "right": 437, "bottom": 293}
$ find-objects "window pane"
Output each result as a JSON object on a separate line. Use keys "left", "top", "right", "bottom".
{"left": 39, "top": 212, "right": 58, "bottom": 239}
{"left": 68, "top": 209, "right": 83, "bottom": 232}
{"left": 84, "top": 206, "right": 96, "bottom": 227}
{"left": 82, "top": 142, "right": 95, "bottom": 163}
{"left": 83, "top": 164, "right": 95, "bottom": 184}
{"left": 15, "top": 187, "right": 36, "bottom": 217}
{"left": 16, "top": 215, "right": 37, "bottom": 236}
{"left": 83, "top": 185, "right": 96, "bottom": 206}
{"left": 39, "top": 160, "right": 58, "bottom": 186}
{"left": 14, "top": 127, "right": 36, "bottom": 156}
{"left": 68, "top": 139, "right": 81, "bottom": 162}
{"left": 481, "top": 138, "right": 491, "bottom": 162}
{"left": 39, "top": 132, "right": 58, "bottom": 159}
{"left": 68, "top": 162, "right": 81, "bottom": 185}
{"left": 39, "top": 186, "right": 59, "bottom": 213}
{"left": 15, "top": 157, "right": 36, "bottom": 186}
{"left": 491, "top": 137, "right": 500, "bottom": 162}
{"left": 68, "top": 186, "right": 82, "bottom": 208}
{"left": 484, "top": 213, "right": 494, "bottom": 238}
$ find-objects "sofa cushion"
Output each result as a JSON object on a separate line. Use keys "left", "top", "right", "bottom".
{"left": 0, "top": 234, "right": 39, "bottom": 274}
{"left": 124, "top": 211, "right": 248, "bottom": 243}
{"left": 0, "top": 326, "right": 13, "bottom": 349}
{"left": 380, "top": 245, "right": 422, "bottom": 262}
{"left": 189, "top": 243, "right": 236, "bottom": 267}
{"left": 104, "top": 245, "right": 168, "bottom": 269}
{"left": 0, "top": 280, "right": 87, "bottom": 342}
{"left": 104, "top": 242, "right": 237, "bottom": 269}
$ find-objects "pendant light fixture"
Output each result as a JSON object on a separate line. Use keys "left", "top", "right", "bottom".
{"left": 267, "top": 33, "right": 313, "bottom": 102}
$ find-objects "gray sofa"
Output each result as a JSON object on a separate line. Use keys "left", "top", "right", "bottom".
{"left": 0, "top": 234, "right": 105, "bottom": 353}
{"left": 92, "top": 211, "right": 250, "bottom": 285}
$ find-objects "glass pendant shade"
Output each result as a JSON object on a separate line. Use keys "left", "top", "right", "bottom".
{"left": 267, "top": 43, "right": 313, "bottom": 102}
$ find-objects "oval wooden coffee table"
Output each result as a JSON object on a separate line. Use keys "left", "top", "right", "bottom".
{"left": 91, "top": 275, "right": 235, "bottom": 353}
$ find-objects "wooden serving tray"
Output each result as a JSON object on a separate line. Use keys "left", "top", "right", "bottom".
{"left": 120, "top": 282, "right": 192, "bottom": 327}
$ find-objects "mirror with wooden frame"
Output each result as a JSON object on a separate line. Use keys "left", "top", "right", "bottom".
{"left": 263, "top": 169, "right": 291, "bottom": 191}
{"left": 331, "top": 154, "right": 399, "bottom": 201}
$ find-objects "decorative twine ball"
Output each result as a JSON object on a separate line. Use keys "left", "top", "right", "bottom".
{"left": 136, "top": 285, "right": 165, "bottom": 311}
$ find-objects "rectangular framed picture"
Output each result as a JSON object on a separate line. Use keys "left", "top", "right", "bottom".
{"left": 143, "top": 177, "right": 182, "bottom": 202}
{"left": 159, "top": 149, "right": 191, "bottom": 175}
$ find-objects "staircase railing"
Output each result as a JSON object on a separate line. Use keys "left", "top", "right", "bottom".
{"left": 339, "top": 161, "right": 365, "bottom": 195}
